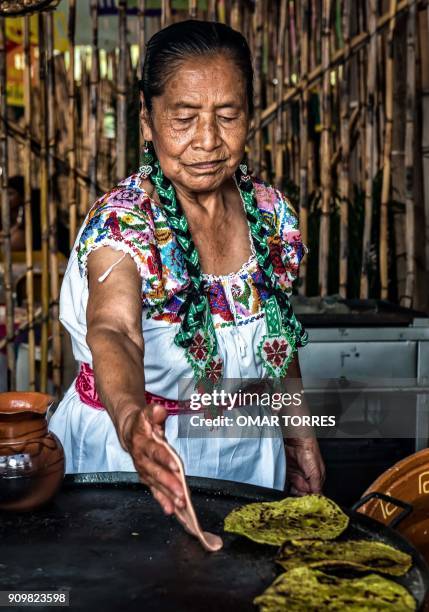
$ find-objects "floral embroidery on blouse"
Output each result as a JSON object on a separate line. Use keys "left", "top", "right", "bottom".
{"left": 77, "top": 173, "right": 305, "bottom": 338}
{"left": 77, "top": 177, "right": 189, "bottom": 307}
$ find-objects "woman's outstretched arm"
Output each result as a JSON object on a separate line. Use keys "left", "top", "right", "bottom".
{"left": 85, "top": 247, "right": 185, "bottom": 514}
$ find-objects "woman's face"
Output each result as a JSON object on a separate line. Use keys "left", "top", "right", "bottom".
{"left": 141, "top": 53, "right": 250, "bottom": 193}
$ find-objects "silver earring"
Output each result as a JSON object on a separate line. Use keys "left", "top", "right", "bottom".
{"left": 138, "top": 141, "right": 154, "bottom": 178}
{"left": 239, "top": 163, "right": 250, "bottom": 184}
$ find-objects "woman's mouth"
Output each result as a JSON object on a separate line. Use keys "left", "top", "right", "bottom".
{"left": 186, "top": 159, "right": 225, "bottom": 170}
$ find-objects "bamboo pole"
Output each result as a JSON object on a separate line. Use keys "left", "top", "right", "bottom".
{"left": 208, "top": 0, "right": 216, "bottom": 21}
{"left": 298, "top": 1, "right": 309, "bottom": 295}
{"left": 252, "top": 0, "right": 264, "bottom": 176}
{"left": 281, "top": 2, "right": 291, "bottom": 184}
{"left": 89, "top": 0, "right": 99, "bottom": 205}
{"left": 231, "top": 0, "right": 241, "bottom": 31}
{"left": 318, "top": 0, "right": 332, "bottom": 297}
{"left": 360, "top": 0, "right": 377, "bottom": 299}
{"left": 289, "top": 0, "right": 299, "bottom": 185}
{"left": 357, "top": 1, "right": 367, "bottom": 193}
{"left": 274, "top": 0, "right": 287, "bottom": 187}
{"left": 380, "top": 0, "right": 398, "bottom": 300}
{"left": 54, "top": 54, "right": 69, "bottom": 158}
{"left": 0, "top": 17, "right": 15, "bottom": 390}
{"left": 217, "top": 0, "right": 226, "bottom": 23}
{"left": 79, "top": 51, "right": 91, "bottom": 218}
{"left": 161, "top": 0, "right": 171, "bottom": 27}
{"left": 377, "top": 21, "right": 385, "bottom": 173}
{"left": 23, "top": 16, "right": 36, "bottom": 391}
{"left": 138, "top": 0, "right": 145, "bottom": 75}
{"left": 310, "top": 0, "right": 317, "bottom": 70}
{"left": 265, "top": 3, "right": 279, "bottom": 179}
{"left": 117, "top": 0, "right": 127, "bottom": 181}
{"left": 266, "top": 2, "right": 275, "bottom": 180}
{"left": 138, "top": 0, "right": 145, "bottom": 163}
{"left": 257, "top": 0, "right": 417, "bottom": 133}
{"left": 243, "top": 2, "right": 250, "bottom": 51}
{"left": 38, "top": 12, "right": 50, "bottom": 392}
{"left": 339, "top": 0, "right": 351, "bottom": 298}
{"left": 46, "top": 11, "right": 61, "bottom": 394}
{"left": 307, "top": 0, "right": 317, "bottom": 198}
{"left": 289, "top": 0, "right": 298, "bottom": 82}
{"left": 46, "top": 18, "right": 56, "bottom": 199}
{"left": 67, "top": 0, "right": 77, "bottom": 247}
{"left": 390, "top": 15, "right": 407, "bottom": 302}
{"left": 332, "top": 3, "right": 341, "bottom": 173}
{"left": 403, "top": 0, "right": 416, "bottom": 307}
{"left": 421, "top": 6, "right": 429, "bottom": 280}
{"left": 188, "top": 0, "right": 197, "bottom": 18}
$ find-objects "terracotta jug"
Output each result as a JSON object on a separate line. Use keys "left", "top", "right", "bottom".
{"left": 0, "top": 392, "right": 65, "bottom": 511}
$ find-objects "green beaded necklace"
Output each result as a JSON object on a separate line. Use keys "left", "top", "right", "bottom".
{"left": 140, "top": 146, "right": 308, "bottom": 387}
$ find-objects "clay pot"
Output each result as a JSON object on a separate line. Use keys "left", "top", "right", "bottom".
{"left": 0, "top": 392, "right": 65, "bottom": 511}
{"left": 358, "top": 448, "right": 429, "bottom": 563}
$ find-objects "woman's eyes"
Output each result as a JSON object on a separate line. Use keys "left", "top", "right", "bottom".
{"left": 173, "top": 115, "right": 238, "bottom": 124}
{"left": 218, "top": 115, "right": 238, "bottom": 123}
{"left": 174, "top": 117, "right": 194, "bottom": 124}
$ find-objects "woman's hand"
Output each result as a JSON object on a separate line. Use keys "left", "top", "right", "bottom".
{"left": 122, "top": 403, "right": 186, "bottom": 515}
{"left": 285, "top": 437, "right": 326, "bottom": 496}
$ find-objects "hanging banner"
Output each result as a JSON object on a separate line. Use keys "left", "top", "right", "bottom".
{"left": 6, "top": 11, "right": 68, "bottom": 107}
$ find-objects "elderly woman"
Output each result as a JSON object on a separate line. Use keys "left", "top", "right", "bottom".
{"left": 49, "top": 20, "right": 325, "bottom": 515}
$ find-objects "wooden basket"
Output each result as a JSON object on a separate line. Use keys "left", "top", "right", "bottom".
{"left": 0, "top": 0, "right": 60, "bottom": 16}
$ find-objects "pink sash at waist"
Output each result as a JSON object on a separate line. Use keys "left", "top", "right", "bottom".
{"left": 75, "top": 363, "right": 270, "bottom": 417}
{"left": 75, "top": 362, "right": 188, "bottom": 415}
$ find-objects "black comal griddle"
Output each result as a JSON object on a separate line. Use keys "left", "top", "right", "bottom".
{"left": 0, "top": 474, "right": 428, "bottom": 611}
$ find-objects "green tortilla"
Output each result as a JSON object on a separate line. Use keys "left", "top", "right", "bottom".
{"left": 223, "top": 495, "right": 349, "bottom": 546}
{"left": 254, "top": 567, "right": 416, "bottom": 611}
{"left": 276, "top": 539, "right": 412, "bottom": 576}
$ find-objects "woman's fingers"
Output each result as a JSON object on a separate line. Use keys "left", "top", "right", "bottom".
{"left": 132, "top": 435, "right": 176, "bottom": 472}
{"left": 134, "top": 438, "right": 185, "bottom": 506}
{"left": 125, "top": 403, "right": 186, "bottom": 512}
{"left": 305, "top": 452, "right": 326, "bottom": 494}
{"left": 140, "top": 463, "right": 184, "bottom": 510}
{"left": 148, "top": 438, "right": 180, "bottom": 473}
{"left": 142, "top": 456, "right": 185, "bottom": 507}
{"left": 289, "top": 485, "right": 307, "bottom": 497}
{"left": 286, "top": 440, "right": 326, "bottom": 495}
{"left": 288, "top": 471, "right": 312, "bottom": 495}
{"left": 129, "top": 406, "right": 180, "bottom": 471}
{"left": 308, "top": 463, "right": 325, "bottom": 494}
{"left": 147, "top": 476, "right": 185, "bottom": 510}
{"left": 150, "top": 486, "right": 175, "bottom": 515}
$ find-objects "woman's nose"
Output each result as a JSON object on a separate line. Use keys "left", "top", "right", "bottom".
{"left": 192, "top": 115, "right": 222, "bottom": 151}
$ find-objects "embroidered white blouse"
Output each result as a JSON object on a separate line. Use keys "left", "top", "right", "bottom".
{"left": 49, "top": 172, "right": 307, "bottom": 490}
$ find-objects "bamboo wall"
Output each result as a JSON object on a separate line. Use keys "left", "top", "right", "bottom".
{"left": 1, "top": 0, "right": 429, "bottom": 394}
